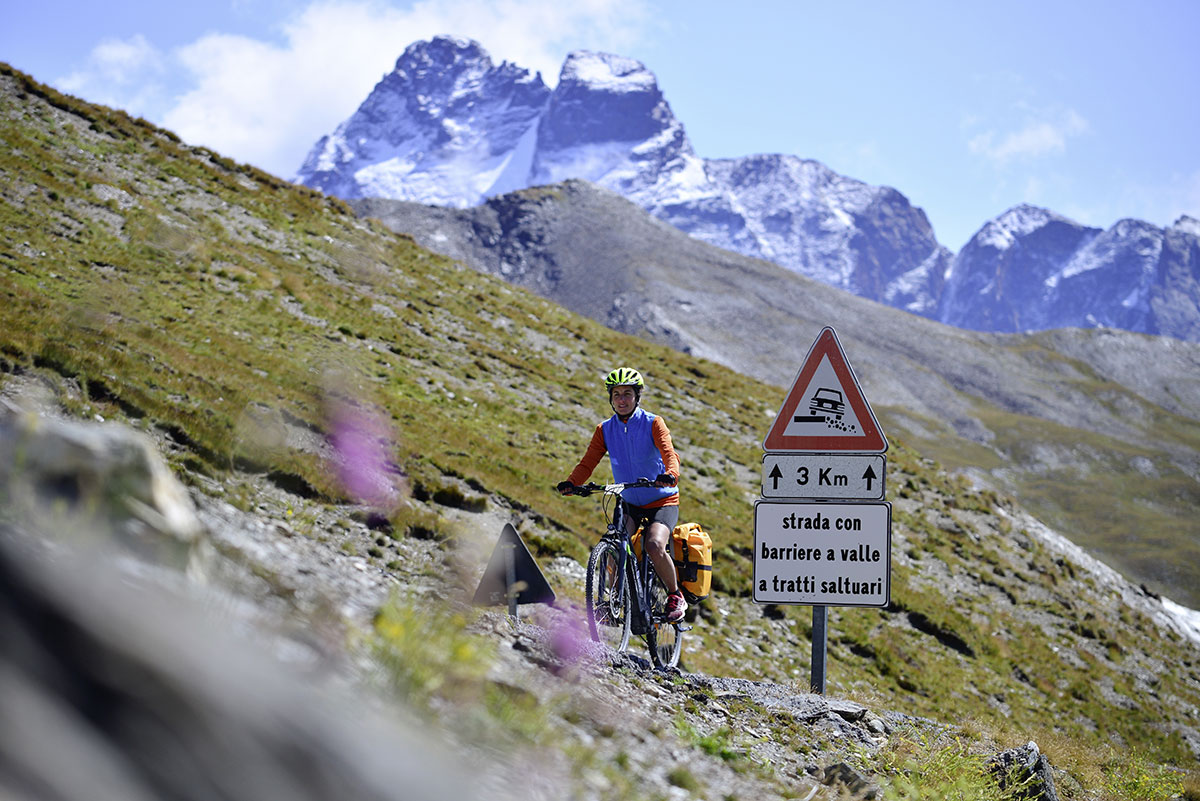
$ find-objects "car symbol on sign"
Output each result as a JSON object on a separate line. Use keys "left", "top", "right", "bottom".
{"left": 809, "top": 388, "right": 845, "bottom": 420}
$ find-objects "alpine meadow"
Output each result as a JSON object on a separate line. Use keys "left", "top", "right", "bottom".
{"left": 2, "top": 62, "right": 1199, "bottom": 801}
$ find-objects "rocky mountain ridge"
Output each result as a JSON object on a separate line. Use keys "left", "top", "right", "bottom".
{"left": 944, "top": 205, "right": 1200, "bottom": 340}
{"left": 297, "top": 36, "right": 1200, "bottom": 342}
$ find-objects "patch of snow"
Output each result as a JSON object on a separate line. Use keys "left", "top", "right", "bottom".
{"left": 310, "top": 134, "right": 354, "bottom": 173}
{"left": 1057, "top": 225, "right": 1160, "bottom": 286}
{"left": 353, "top": 156, "right": 487, "bottom": 208}
{"left": 630, "top": 122, "right": 684, "bottom": 157}
{"left": 483, "top": 118, "right": 540, "bottom": 198}
{"left": 1173, "top": 215, "right": 1200, "bottom": 236}
{"left": 561, "top": 51, "right": 655, "bottom": 93}
{"left": 1162, "top": 597, "right": 1200, "bottom": 645}
{"left": 533, "top": 141, "right": 641, "bottom": 187}
{"left": 829, "top": 206, "right": 853, "bottom": 229}
{"left": 975, "top": 205, "right": 1053, "bottom": 251}
{"left": 652, "top": 155, "right": 717, "bottom": 203}
{"left": 884, "top": 250, "right": 942, "bottom": 315}
{"left": 1121, "top": 286, "right": 1144, "bottom": 309}
{"left": 975, "top": 222, "right": 1016, "bottom": 251}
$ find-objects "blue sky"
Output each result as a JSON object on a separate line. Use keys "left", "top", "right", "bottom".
{"left": 3, "top": 0, "right": 1197, "bottom": 251}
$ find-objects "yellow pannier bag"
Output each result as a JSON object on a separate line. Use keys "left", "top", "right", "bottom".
{"left": 629, "top": 521, "right": 713, "bottom": 603}
{"left": 671, "top": 522, "right": 712, "bottom": 602}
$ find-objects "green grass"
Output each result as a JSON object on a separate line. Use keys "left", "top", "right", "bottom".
{"left": 1100, "top": 750, "right": 1187, "bottom": 801}
{"left": 371, "top": 599, "right": 495, "bottom": 707}
{"left": 676, "top": 716, "right": 747, "bottom": 767}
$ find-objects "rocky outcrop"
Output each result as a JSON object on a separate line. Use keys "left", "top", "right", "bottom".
{"left": 987, "top": 742, "right": 1060, "bottom": 801}
{"left": 1152, "top": 215, "right": 1200, "bottom": 340}
{"left": 532, "top": 51, "right": 688, "bottom": 179}
{"left": 0, "top": 401, "right": 201, "bottom": 565}
{"left": 0, "top": 526, "right": 470, "bottom": 801}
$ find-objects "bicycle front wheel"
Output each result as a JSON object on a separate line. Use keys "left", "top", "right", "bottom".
{"left": 585, "top": 540, "right": 631, "bottom": 652}
{"left": 646, "top": 569, "right": 683, "bottom": 669}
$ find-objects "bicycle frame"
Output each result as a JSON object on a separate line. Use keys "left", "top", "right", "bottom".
{"left": 604, "top": 492, "right": 659, "bottom": 637}
{"left": 573, "top": 479, "right": 682, "bottom": 666}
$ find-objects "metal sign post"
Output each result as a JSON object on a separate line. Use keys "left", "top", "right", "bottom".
{"left": 503, "top": 540, "right": 519, "bottom": 619}
{"left": 812, "top": 606, "right": 828, "bottom": 694}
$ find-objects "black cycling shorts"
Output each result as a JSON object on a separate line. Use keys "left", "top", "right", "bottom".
{"left": 625, "top": 503, "right": 679, "bottom": 533}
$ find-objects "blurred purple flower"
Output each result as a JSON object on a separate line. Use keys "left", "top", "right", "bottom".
{"left": 326, "top": 396, "right": 404, "bottom": 511}
{"left": 549, "top": 613, "right": 590, "bottom": 674}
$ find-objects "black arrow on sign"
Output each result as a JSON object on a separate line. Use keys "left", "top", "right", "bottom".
{"left": 769, "top": 463, "right": 783, "bottom": 491}
{"left": 862, "top": 465, "right": 877, "bottom": 491}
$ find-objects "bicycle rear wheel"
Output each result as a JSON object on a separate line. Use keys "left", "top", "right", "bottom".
{"left": 646, "top": 568, "right": 683, "bottom": 669}
{"left": 585, "top": 540, "right": 631, "bottom": 652}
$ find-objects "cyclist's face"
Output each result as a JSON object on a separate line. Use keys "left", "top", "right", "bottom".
{"left": 610, "top": 386, "right": 638, "bottom": 415}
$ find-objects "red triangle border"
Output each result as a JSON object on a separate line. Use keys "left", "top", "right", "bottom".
{"left": 762, "top": 327, "right": 887, "bottom": 453}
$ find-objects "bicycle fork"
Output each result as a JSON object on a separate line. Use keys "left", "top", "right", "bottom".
{"left": 607, "top": 523, "right": 633, "bottom": 610}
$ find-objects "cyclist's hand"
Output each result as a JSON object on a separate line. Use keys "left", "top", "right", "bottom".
{"left": 557, "top": 480, "right": 576, "bottom": 496}
{"left": 655, "top": 472, "right": 677, "bottom": 488}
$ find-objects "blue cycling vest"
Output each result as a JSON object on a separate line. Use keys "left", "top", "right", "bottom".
{"left": 601, "top": 407, "right": 677, "bottom": 507}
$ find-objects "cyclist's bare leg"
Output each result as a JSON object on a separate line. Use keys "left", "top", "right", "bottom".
{"left": 644, "top": 522, "right": 680, "bottom": 595}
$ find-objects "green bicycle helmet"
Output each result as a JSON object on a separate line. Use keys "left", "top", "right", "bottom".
{"left": 604, "top": 367, "right": 645, "bottom": 391}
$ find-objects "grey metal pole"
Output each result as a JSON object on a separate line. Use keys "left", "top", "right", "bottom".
{"left": 812, "top": 605, "right": 827, "bottom": 694}
{"left": 504, "top": 542, "right": 518, "bottom": 620}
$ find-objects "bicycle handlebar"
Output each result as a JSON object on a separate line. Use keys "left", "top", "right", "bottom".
{"left": 558, "top": 478, "right": 656, "bottom": 497}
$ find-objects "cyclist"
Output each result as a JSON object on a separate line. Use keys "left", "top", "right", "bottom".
{"left": 558, "top": 367, "right": 687, "bottom": 622}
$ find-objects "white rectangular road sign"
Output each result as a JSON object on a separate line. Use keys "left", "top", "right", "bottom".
{"left": 753, "top": 500, "right": 891, "bottom": 607}
{"left": 762, "top": 453, "right": 885, "bottom": 500}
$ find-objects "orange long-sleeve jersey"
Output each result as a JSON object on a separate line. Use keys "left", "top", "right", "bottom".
{"left": 567, "top": 415, "right": 680, "bottom": 508}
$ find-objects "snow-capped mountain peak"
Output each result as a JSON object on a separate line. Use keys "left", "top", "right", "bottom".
{"left": 974, "top": 204, "right": 1065, "bottom": 252}
{"left": 533, "top": 49, "right": 687, "bottom": 172}
{"left": 1174, "top": 215, "right": 1200, "bottom": 237}
{"left": 295, "top": 36, "right": 549, "bottom": 206}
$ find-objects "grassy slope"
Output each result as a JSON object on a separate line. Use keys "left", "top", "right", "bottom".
{"left": 898, "top": 392, "right": 1200, "bottom": 601}
{"left": 2, "top": 64, "right": 1198, "bottom": 794}
{"left": 356, "top": 186, "right": 1200, "bottom": 610}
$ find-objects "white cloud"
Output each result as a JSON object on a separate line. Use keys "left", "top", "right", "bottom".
{"left": 968, "top": 109, "right": 1089, "bottom": 165}
{"left": 91, "top": 34, "right": 164, "bottom": 79}
{"left": 58, "top": 34, "right": 168, "bottom": 116}
{"left": 158, "top": 0, "right": 654, "bottom": 179}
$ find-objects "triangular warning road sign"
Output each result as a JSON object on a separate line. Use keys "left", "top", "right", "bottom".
{"left": 763, "top": 327, "right": 888, "bottom": 453}
{"left": 472, "top": 523, "right": 556, "bottom": 609}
